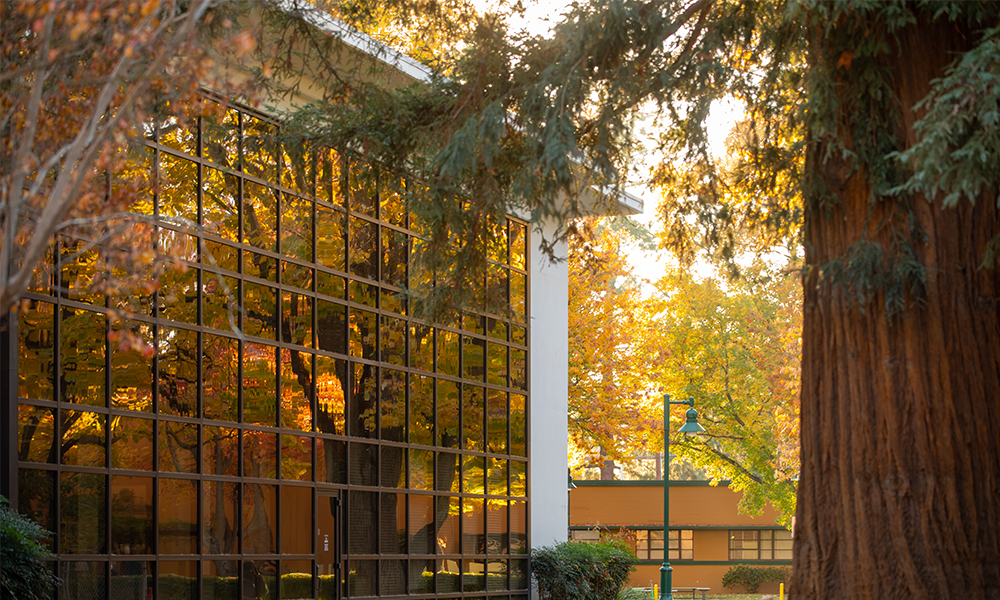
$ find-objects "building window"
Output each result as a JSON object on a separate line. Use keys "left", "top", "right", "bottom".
{"left": 635, "top": 529, "right": 693, "bottom": 561}
{"left": 729, "top": 529, "right": 793, "bottom": 560}
{"left": 13, "top": 100, "right": 531, "bottom": 599}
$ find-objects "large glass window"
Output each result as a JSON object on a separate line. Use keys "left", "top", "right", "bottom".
{"left": 13, "top": 101, "right": 530, "bottom": 600}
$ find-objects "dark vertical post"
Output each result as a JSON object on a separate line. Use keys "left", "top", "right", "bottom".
{"left": 659, "top": 393, "right": 672, "bottom": 600}
{"left": 0, "top": 311, "right": 18, "bottom": 508}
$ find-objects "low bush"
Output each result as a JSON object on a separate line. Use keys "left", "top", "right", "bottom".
{"left": 533, "top": 540, "right": 637, "bottom": 600}
{"left": 721, "top": 564, "right": 791, "bottom": 593}
{"left": 0, "top": 496, "right": 59, "bottom": 600}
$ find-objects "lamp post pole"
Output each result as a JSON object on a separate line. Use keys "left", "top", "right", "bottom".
{"left": 660, "top": 394, "right": 706, "bottom": 600}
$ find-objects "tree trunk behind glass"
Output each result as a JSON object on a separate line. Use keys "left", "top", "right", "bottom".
{"left": 793, "top": 18, "right": 1000, "bottom": 600}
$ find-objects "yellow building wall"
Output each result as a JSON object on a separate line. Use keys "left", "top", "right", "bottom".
{"left": 569, "top": 483, "right": 791, "bottom": 594}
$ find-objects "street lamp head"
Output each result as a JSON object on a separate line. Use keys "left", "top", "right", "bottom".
{"left": 678, "top": 407, "right": 706, "bottom": 436}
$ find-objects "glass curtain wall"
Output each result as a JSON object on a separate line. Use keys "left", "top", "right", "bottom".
{"left": 13, "top": 101, "right": 530, "bottom": 600}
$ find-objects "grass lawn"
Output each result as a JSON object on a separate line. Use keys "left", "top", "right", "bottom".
{"left": 624, "top": 591, "right": 789, "bottom": 600}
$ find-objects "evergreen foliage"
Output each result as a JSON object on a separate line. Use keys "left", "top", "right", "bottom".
{"left": 532, "top": 541, "right": 637, "bottom": 600}
{"left": 0, "top": 496, "right": 59, "bottom": 600}
{"left": 721, "top": 564, "right": 791, "bottom": 594}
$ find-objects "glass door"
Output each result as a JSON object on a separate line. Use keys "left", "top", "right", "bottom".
{"left": 317, "top": 492, "right": 342, "bottom": 600}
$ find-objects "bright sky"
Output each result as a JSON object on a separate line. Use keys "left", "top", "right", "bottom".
{"left": 471, "top": 0, "right": 745, "bottom": 284}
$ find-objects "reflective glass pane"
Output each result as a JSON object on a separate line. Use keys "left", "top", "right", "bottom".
{"left": 510, "top": 501, "right": 526, "bottom": 554}
{"left": 245, "top": 432, "right": 277, "bottom": 479}
{"left": 281, "top": 486, "right": 313, "bottom": 554}
{"left": 382, "top": 446, "right": 406, "bottom": 488}
{"left": 61, "top": 561, "right": 105, "bottom": 600}
{"left": 249, "top": 560, "right": 277, "bottom": 600}
{"left": 316, "top": 438, "right": 346, "bottom": 484}
{"left": 349, "top": 161, "right": 377, "bottom": 217}
{"left": 349, "top": 442, "right": 377, "bottom": 486}
{"left": 436, "top": 497, "right": 460, "bottom": 555}
{"left": 464, "top": 561, "right": 486, "bottom": 592}
{"left": 18, "top": 300, "right": 54, "bottom": 401}
{"left": 203, "top": 559, "right": 240, "bottom": 600}
{"left": 409, "top": 325, "right": 433, "bottom": 372}
{"left": 487, "top": 342, "right": 508, "bottom": 387}
{"left": 159, "top": 326, "right": 198, "bottom": 417}
{"left": 159, "top": 561, "right": 197, "bottom": 600}
{"left": 244, "top": 181, "right": 278, "bottom": 251}
{"left": 111, "top": 475, "right": 153, "bottom": 554}
{"left": 348, "top": 560, "right": 377, "bottom": 597}
{"left": 437, "top": 559, "right": 460, "bottom": 593}
{"left": 350, "top": 280, "right": 377, "bottom": 308}
{"left": 512, "top": 325, "right": 526, "bottom": 346}
{"left": 511, "top": 559, "right": 528, "bottom": 589}
{"left": 511, "top": 349, "right": 526, "bottom": 391}
{"left": 488, "top": 218, "right": 508, "bottom": 263}
{"left": 510, "top": 394, "right": 526, "bottom": 456}
{"left": 203, "top": 333, "right": 238, "bottom": 422}
{"left": 59, "top": 241, "right": 101, "bottom": 304}
{"left": 316, "top": 148, "right": 343, "bottom": 206}
{"left": 464, "top": 313, "right": 486, "bottom": 335}
{"left": 487, "top": 391, "right": 507, "bottom": 454}
{"left": 463, "top": 455, "right": 485, "bottom": 496}
{"left": 159, "top": 152, "right": 198, "bottom": 224}
{"left": 409, "top": 449, "right": 433, "bottom": 491}
{"left": 510, "top": 460, "right": 526, "bottom": 497}
{"left": 487, "top": 559, "right": 507, "bottom": 590}
{"left": 380, "top": 171, "right": 406, "bottom": 226}
{"left": 245, "top": 249, "right": 277, "bottom": 282}
{"left": 381, "top": 492, "right": 406, "bottom": 555}
{"left": 61, "top": 409, "right": 106, "bottom": 466}
{"left": 463, "top": 385, "right": 484, "bottom": 452}
{"left": 159, "top": 261, "right": 198, "bottom": 324}
{"left": 243, "top": 115, "right": 278, "bottom": 183}
{"left": 203, "top": 166, "right": 239, "bottom": 241}
{"left": 111, "top": 320, "right": 153, "bottom": 411}
{"left": 316, "top": 300, "right": 347, "bottom": 354}
{"left": 281, "top": 435, "right": 313, "bottom": 481}
{"left": 282, "top": 140, "right": 313, "bottom": 194}
{"left": 488, "top": 458, "right": 508, "bottom": 497}
{"left": 203, "top": 240, "right": 239, "bottom": 272}
{"left": 348, "top": 491, "right": 378, "bottom": 554}
{"left": 203, "top": 481, "right": 239, "bottom": 554}
{"left": 408, "top": 494, "right": 435, "bottom": 554}
{"left": 316, "top": 205, "right": 346, "bottom": 272}
{"left": 349, "top": 308, "right": 377, "bottom": 360}
{"left": 436, "top": 452, "right": 460, "bottom": 493}
{"left": 511, "top": 271, "right": 526, "bottom": 320}
{"left": 380, "top": 315, "right": 406, "bottom": 366}
{"left": 244, "top": 483, "right": 277, "bottom": 554}
{"left": 436, "top": 329, "right": 459, "bottom": 377}
{"left": 349, "top": 217, "right": 378, "bottom": 279}
{"left": 60, "top": 472, "right": 106, "bottom": 554}
{"left": 463, "top": 336, "right": 485, "bottom": 381}
{"left": 437, "top": 380, "right": 459, "bottom": 448}
{"left": 160, "top": 420, "right": 198, "bottom": 473}
{"left": 281, "top": 349, "right": 313, "bottom": 431}
{"left": 282, "top": 193, "right": 314, "bottom": 261}
{"left": 486, "top": 499, "right": 508, "bottom": 555}
{"left": 350, "top": 363, "right": 377, "bottom": 438}
{"left": 380, "top": 369, "right": 406, "bottom": 441}
{"left": 203, "top": 107, "right": 240, "bottom": 170}
{"left": 159, "top": 110, "right": 197, "bottom": 155}
{"left": 316, "top": 356, "right": 347, "bottom": 435}
{"left": 61, "top": 308, "right": 106, "bottom": 406}
{"left": 17, "top": 404, "right": 54, "bottom": 463}
{"left": 409, "top": 375, "right": 433, "bottom": 446}
{"left": 410, "top": 560, "right": 434, "bottom": 594}
{"left": 243, "top": 342, "right": 277, "bottom": 426}
{"left": 159, "top": 477, "right": 198, "bottom": 554}
{"left": 510, "top": 222, "right": 526, "bottom": 269}
{"left": 203, "top": 426, "right": 239, "bottom": 476}
{"left": 462, "top": 499, "right": 485, "bottom": 554}
{"left": 244, "top": 282, "right": 277, "bottom": 340}
{"left": 281, "top": 560, "right": 314, "bottom": 600}
{"left": 204, "top": 274, "right": 239, "bottom": 331}
{"left": 282, "top": 261, "right": 313, "bottom": 291}
{"left": 382, "top": 289, "right": 406, "bottom": 316}
{"left": 18, "top": 469, "right": 55, "bottom": 550}
{"left": 111, "top": 415, "right": 153, "bottom": 470}
{"left": 381, "top": 227, "right": 407, "bottom": 288}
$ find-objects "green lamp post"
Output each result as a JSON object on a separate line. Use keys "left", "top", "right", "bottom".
{"left": 660, "top": 394, "right": 706, "bottom": 600}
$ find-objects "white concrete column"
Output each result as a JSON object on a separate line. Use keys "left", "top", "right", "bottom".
{"left": 528, "top": 220, "right": 569, "bottom": 549}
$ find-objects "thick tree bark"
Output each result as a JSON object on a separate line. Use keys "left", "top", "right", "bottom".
{"left": 793, "top": 19, "right": 1000, "bottom": 600}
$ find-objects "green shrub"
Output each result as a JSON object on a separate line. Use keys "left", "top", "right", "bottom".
{"left": 0, "top": 496, "right": 59, "bottom": 600}
{"left": 533, "top": 541, "right": 637, "bottom": 600}
{"left": 721, "top": 564, "right": 791, "bottom": 593}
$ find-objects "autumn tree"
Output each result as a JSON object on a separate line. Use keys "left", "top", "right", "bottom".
{"left": 567, "top": 220, "right": 665, "bottom": 480}
{"left": 652, "top": 262, "right": 801, "bottom": 521}
{"left": 287, "top": 0, "right": 1000, "bottom": 597}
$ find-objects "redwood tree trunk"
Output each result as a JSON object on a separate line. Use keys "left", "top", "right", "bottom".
{"left": 793, "top": 18, "right": 1000, "bottom": 600}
